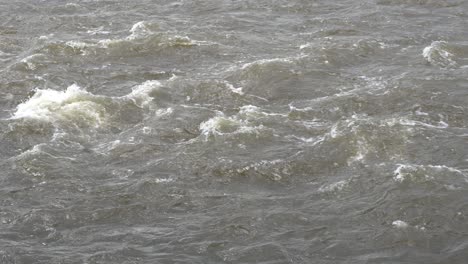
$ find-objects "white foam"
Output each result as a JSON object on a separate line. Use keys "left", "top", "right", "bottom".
{"left": 12, "top": 84, "right": 106, "bottom": 127}
{"left": 234, "top": 159, "right": 286, "bottom": 181}
{"left": 130, "top": 22, "right": 205, "bottom": 47}
{"left": 65, "top": 41, "right": 96, "bottom": 55}
{"left": 392, "top": 220, "right": 409, "bottom": 229}
{"left": 65, "top": 3, "right": 80, "bottom": 8}
{"left": 198, "top": 104, "right": 285, "bottom": 139}
{"left": 423, "top": 41, "right": 457, "bottom": 68}
{"left": 394, "top": 164, "right": 429, "bottom": 182}
{"left": 240, "top": 57, "right": 299, "bottom": 70}
{"left": 223, "top": 81, "right": 244, "bottom": 95}
{"left": 155, "top": 107, "right": 174, "bottom": 117}
{"left": 142, "top": 126, "right": 152, "bottom": 134}
{"left": 71, "top": 21, "right": 149, "bottom": 49}
{"left": 329, "top": 123, "right": 340, "bottom": 138}
{"left": 129, "top": 21, "right": 151, "bottom": 38}
{"left": 94, "top": 139, "right": 122, "bottom": 155}
{"left": 318, "top": 180, "right": 349, "bottom": 193}
{"left": 199, "top": 114, "right": 262, "bottom": 139}
{"left": 347, "top": 138, "right": 369, "bottom": 165}
{"left": 166, "top": 35, "right": 206, "bottom": 47}
{"left": 415, "top": 109, "right": 429, "bottom": 116}
{"left": 400, "top": 118, "right": 448, "bottom": 129}
{"left": 199, "top": 115, "right": 242, "bottom": 137}
{"left": 95, "top": 23, "right": 203, "bottom": 50}
{"left": 426, "top": 164, "right": 465, "bottom": 175}
{"left": 239, "top": 105, "right": 286, "bottom": 119}
{"left": 14, "top": 144, "right": 45, "bottom": 159}
{"left": 394, "top": 163, "right": 466, "bottom": 183}
{"left": 126, "top": 21, "right": 157, "bottom": 41}
{"left": 299, "top": 43, "right": 312, "bottom": 50}
{"left": 86, "top": 26, "right": 110, "bottom": 35}
{"left": 65, "top": 40, "right": 90, "bottom": 50}
{"left": 154, "top": 178, "right": 174, "bottom": 183}
{"left": 127, "top": 80, "right": 162, "bottom": 107}
{"left": 238, "top": 105, "right": 263, "bottom": 119}
{"left": 20, "top": 54, "right": 45, "bottom": 70}
{"left": 11, "top": 80, "right": 163, "bottom": 129}
{"left": 288, "top": 135, "right": 325, "bottom": 146}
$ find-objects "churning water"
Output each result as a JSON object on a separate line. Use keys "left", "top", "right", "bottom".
{"left": 1, "top": 1, "right": 468, "bottom": 263}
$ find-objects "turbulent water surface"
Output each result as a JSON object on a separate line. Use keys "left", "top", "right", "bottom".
{"left": 1, "top": 1, "right": 468, "bottom": 263}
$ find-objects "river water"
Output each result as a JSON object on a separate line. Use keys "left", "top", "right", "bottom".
{"left": 1, "top": 1, "right": 468, "bottom": 263}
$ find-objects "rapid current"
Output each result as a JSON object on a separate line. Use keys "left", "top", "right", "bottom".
{"left": 1, "top": 1, "right": 468, "bottom": 263}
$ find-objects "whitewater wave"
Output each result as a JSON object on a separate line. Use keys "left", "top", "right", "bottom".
{"left": 43, "top": 21, "right": 215, "bottom": 57}
{"left": 9, "top": 80, "right": 166, "bottom": 133}
{"left": 423, "top": 41, "right": 457, "bottom": 68}
{"left": 12, "top": 84, "right": 109, "bottom": 128}
{"left": 393, "top": 163, "right": 468, "bottom": 189}
{"left": 198, "top": 105, "right": 282, "bottom": 140}
{"left": 199, "top": 114, "right": 264, "bottom": 139}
